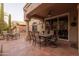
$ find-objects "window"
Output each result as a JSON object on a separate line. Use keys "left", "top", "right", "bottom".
{"left": 32, "top": 22, "right": 37, "bottom": 32}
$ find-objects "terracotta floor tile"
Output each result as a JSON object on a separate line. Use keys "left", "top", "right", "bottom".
{"left": 0, "top": 33, "right": 78, "bottom": 56}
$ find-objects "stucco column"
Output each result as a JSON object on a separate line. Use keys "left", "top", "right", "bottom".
{"left": 26, "top": 20, "right": 30, "bottom": 40}
{"left": 25, "top": 19, "right": 30, "bottom": 40}
{"left": 78, "top": 4, "right": 79, "bottom": 53}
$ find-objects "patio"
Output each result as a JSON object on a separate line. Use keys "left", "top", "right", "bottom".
{"left": 0, "top": 3, "right": 78, "bottom": 56}
{"left": 0, "top": 32, "right": 78, "bottom": 56}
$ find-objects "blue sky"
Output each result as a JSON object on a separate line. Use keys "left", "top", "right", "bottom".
{"left": 4, "top": 3, "right": 25, "bottom": 22}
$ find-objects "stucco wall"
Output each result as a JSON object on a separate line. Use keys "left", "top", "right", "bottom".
{"left": 26, "top": 5, "right": 78, "bottom": 47}
{"left": 68, "top": 7, "right": 78, "bottom": 46}
{"left": 29, "top": 17, "right": 45, "bottom": 33}
{"left": 27, "top": 9, "right": 78, "bottom": 45}
{"left": 49, "top": 7, "right": 78, "bottom": 45}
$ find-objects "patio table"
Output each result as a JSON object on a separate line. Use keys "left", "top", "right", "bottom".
{"left": 4, "top": 32, "right": 17, "bottom": 40}
{"left": 39, "top": 33, "right": 53, "bottom": 46}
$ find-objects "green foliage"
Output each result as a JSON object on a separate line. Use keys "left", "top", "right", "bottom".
{"left": 0, "top": 3, "right": 8, "bottom": 33}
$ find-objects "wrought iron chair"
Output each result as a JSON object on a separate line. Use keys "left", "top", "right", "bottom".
{"left": 35, "top": 31, "right": 45, "bottom": 48}
{"left": 49, "top": 30, "right": 58, "bottom": 47}
{"left": 31, "top": 31, "right": 36, "bottom": 46}
{"left": 29, "top": 31, "right": 33, "bottom": 43}
{"left": 14, "top": 32, "right": 20, "bottom": 40}
{"left": 28, "top": 31, "right": 36, "bottom": 46}
{"left": 7, "top": 31, "right": 17, "bottom": 40}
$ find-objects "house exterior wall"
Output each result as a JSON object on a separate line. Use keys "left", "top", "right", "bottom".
{"left": 24, "top": 3, "right": 78, "bottom": 48}
{"left": 69, "top": 7, "right": 78, "bottom": 46}
{"left": 18, "top": 25, "right": 26, "bottom": 32}
{"left": 45, "top": 6, "right": 77, "bottom": 46}
{"left": 29, "top": 17, "right": 45, "bottom": 33}
{"left": 47, "top": 7, "right": 78, "bottom": 46}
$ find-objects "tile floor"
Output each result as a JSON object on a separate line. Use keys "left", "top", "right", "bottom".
{"left": 0, "top": 33, "right": 78, "bottom": 56}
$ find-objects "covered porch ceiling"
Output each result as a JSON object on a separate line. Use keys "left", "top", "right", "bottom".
{"left": 27, "top": 3, "right": 77, "bottom": 19}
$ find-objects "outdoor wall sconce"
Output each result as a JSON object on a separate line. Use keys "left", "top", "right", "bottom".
{"left": 71, "top": 22, "right": 76, "bottom": 26}
{"left": 39, "top": 22, "right": 43, "bottom": 28}
{"left": 71, "top": 17, "right": 77, "bottom": 26}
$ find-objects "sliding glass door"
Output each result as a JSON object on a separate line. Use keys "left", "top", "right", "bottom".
{"left": 58, "top": 15, "right": 68, "bottom": 40}
{"left": 45, "top": 14, "right": 68, "bottom": 40}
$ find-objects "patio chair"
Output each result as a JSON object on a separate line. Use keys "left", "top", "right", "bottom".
{"left": 2, "top": 31, "right": 9, "bottom": 40}
{"left": 34, "top": 31, "right": 39, "bottom": 46}
{"left": 28, "top": 31, "right": 36, "bottom": 46}
{"left": 0, "top": 34, "right": 4, "bottom": 40}
{"left": 14, "top": 32, "right": 20, "bottom": 40}
{"left": 31, "top": 31, "right": 37, "bottom": 46}
{"left": 35, "top": 31, "right": 45, "bottom": 48}
{"left": 8, "top": 33, "right": 14, "bottom": 40}
{"left": 29, "top": 31, "right": 33, "bottom": 43}
{"left": 7, "top": 32, "right": 17, "bottom": 40}
{"left": 49, "top": 30, "right": 58, "bottom": 47}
